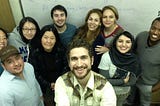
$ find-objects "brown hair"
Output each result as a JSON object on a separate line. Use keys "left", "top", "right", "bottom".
{"left": 85, "top": 8, "right": 102, "bottom": 23}
{"left": 74, "top": 8, "right": 102, "bottom": 44}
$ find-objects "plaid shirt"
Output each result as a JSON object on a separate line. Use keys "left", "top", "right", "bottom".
{"left": 55, "top": 71, "right": 116, "bottom": 106}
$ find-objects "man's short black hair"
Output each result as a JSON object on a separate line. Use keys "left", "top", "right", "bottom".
{"left": 66, "top": 39, "right": 93, "bottom": 62}
{"left": 151, "top": 17, "right": 160, "bottom": 25}
{"left": 50, "top": 5, "right": 67, "bottom": 19}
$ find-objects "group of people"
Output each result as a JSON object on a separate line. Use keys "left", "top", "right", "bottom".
{"left": 0, "top": 4, "right": 159, "bottom": 106}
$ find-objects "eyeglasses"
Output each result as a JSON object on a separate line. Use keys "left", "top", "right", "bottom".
{"left": 22, "top": 28, "right": 36, "bottom": 32}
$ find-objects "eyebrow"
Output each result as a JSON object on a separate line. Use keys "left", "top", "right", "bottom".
{"left": 70, "top": 55, "right": 88, "bottom": 59}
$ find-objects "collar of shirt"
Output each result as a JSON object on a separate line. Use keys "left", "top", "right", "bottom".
{"left": 73, "top": 71, "right": 94, "bottom": 90}
{"left": 1, "top": 70, "right": 17, "bottom": 81}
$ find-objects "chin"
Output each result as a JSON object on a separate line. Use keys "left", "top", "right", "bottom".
{"left": 27, "top": 38, "right": 33, "bottom": 40}
{"left": 56, "top": 24, "right": 65, "bottom": 28}
{"left": 13, "top": 70, "right": 23, "bottom": 75}
{"left": 120, "top": 51, "right": 128, "bottom": 54}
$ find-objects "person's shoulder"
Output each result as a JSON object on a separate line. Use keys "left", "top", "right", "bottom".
{"left": 66, "top": 23, "right": 77, "bottom": 29}
{"left": 93, "top": 71, "right": 106, "bottom": 79}
{"left": 61, "top": 71, "right": 70, "bottom": 79}
{"left": 24, "top": 62, "right": 34, "bottom": 70}
{"left": 103, "top": 51, "right": 109, "bottom": 55}
{"left": 102, "top": 51, "right": 110, "bottom": 59}
{"left": 0, "top": 74, "right": 10, "bottom": 90}
{"left": 25, "top": 62, "right": 33, "bottom": 66}
{"left": 23, "top": 62, "right": 35, "bottom": 76}
{"left": 8, "top": 35, "right": 21, "bottom": 44}
{"left": 9, "top": 26, "right": 19, "bottom": 36}
{"left": 8, "top": 27, "right": 21, "bottom": 42}
{"left": 99, "top": 52, "right": 112, "bottom": 66}
{"left": 117, "top": 24, "right": 124, "bottom": 31}
{"left": 114, "top": 24, "right": 124, "bottom": 36}
{"left": 137, "top": 31, "right": 148, "bottom": 36}
{"left": 48, "top": 23, "right": 54, "bottom": 26}
{"left": 92, "top": 71, "right": 108, "bottom": 90}
{"left": 136, "top": 31, "right": 149, "bottom": 39}
{"left": 55, "top": 72, "right": 70, "bottom": 84}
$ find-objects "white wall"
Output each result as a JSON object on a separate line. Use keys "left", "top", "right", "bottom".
{"left": 9, "top": 0, "right": 160, "bottom": 35}
{"left": 20, "top": 0, "right": 108, "bottom": 28}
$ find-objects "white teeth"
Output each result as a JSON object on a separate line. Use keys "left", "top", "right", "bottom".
{"left": 121, "top": 47, "right": 127, "bottom": 49}
{"left": 57, "top": 21, "right": 63, "bottom": 24}
{"left": 77, "top": 68, "right": 83, "bottom": 71}
{"left": 152, "top": 35, "right": 158, "bottom": 38}
{"left": 89, "top": 25, "right": 95, "bottom": 28}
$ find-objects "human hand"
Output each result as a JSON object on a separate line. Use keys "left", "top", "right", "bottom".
{"left": 152, "top": 82, "right": 160, "bottom": 92}
{"left": 95, "top": 45, "right": 109, "bottom": 54}
{"left": 50, "top": 83, "right": 55, "bottom": 91}
{"left": 124, "top": 72, "right": 130, "bottom": 83}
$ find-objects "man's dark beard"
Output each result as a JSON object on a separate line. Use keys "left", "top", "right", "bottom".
{"left": 54, "top": 23, "right": 65, "bottom": 28}
{"left": 72, "top": 66, "right": 91, "bottom": 80}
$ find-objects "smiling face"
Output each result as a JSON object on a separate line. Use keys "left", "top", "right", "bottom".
{"left": 69, "top": 47, "right": 93, "bottom": 80}
{"left": 52, "top": 10, "right": 67, "bottom": 28}
{"left": 0, "top": 30, "right": 7, "bottom": 50}
{"left": 149, "top": 20, "right": 160, "bottom": 43}
{"left": 22, "top": 21, "right": 36, "bottom": 40}
{"left": 87, "top": 13, "right": 101, "bottom": 31}
{"left": 41, "top": 31, "right": 56, "bottom": 52}
{"left": 2, "top": 54, "right": 24, "bottom": 77}
{"left": 102, "top": 9, "right": 117, "bottom": 28}
{"left": 116, "top": 35, "right": 132, "bottom": 54}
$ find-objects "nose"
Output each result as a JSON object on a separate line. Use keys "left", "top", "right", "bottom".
{"left": 47, "top": 38, "right": 51, "bottom": 43}
{"left": 122, "top": 42, "right": 126, "bottom": 46}
{"left": 27, "top": 29, "right": 32, "bottom": 34}
{"left": 106, "top": 17, "right": 110, "bottom": 21}
{"left": 13, "top": 60, "right": 19, "bottom": 65}
{"left": 57, "top": 16, "right": 62, "bottom": 20}
{"left": 77, "top": 59, "right": 82, "bottom": 66}
{"left": 153, "top": 29, "right": 159, "bottom": 35}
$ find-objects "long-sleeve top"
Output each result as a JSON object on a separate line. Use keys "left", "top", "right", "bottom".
{"left": 135, "top": 31, "right": 160, "bottom": 85}
{"left": 30, "top": 47, "right": 67, "bottom": 93}
{"left": 0, "top": 62, "right": 44, "bottom": 106}
{"left": 92, "top": 33, "right": 105, "bottom": 72}
{"left": 55, "top": 71, "right": 116, "bottom": 106}
{"left": 8, "top": 27, "right": 29, "bottom": 62}
{"left": 101, "top": 25, "right": 124, "bottom": 48}
{"left": 98, "top": 52, "right": 137, "bottom": 86}
{"left": 53, "top": 23, "right": 77, "bottom": 48}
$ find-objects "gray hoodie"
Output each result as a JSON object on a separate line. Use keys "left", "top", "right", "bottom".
{"left": 8, "top": 27, "right": 29, "bottom": 62}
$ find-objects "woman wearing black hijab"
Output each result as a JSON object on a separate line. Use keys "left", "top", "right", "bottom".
{"left": 98, "top": 31, "right": 140, "bottom": 106}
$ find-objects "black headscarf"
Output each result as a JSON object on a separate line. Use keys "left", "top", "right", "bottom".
{"left": 109, "top": 31, "right": 140, "bottom": 76}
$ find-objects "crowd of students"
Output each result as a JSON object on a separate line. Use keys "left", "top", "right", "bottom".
{"left": 0, "top": 4, "right": 160, "bottom": 106}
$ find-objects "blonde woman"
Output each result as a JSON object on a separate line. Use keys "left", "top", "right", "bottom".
{"left": 95, "top": 5, "right": 124, "bottom": 54}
